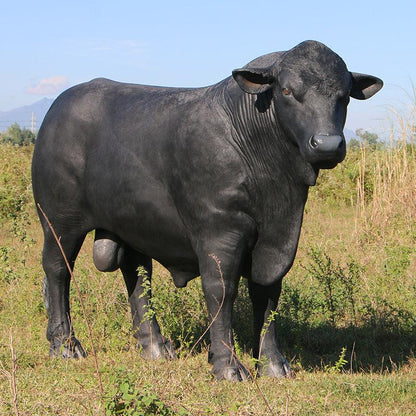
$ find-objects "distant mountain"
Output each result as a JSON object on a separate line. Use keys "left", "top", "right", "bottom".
{"left": 0, "top": 98, "right": 54, "bottom": 132}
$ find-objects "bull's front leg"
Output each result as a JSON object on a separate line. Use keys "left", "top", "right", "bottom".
{"left": 249, "top": 280, "right": 293, "bottom": 378}
{"left": 199, "top": 251, "right": 249, "bottom": 381}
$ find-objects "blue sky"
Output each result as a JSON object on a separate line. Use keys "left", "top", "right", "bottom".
{"left": 1, "top": 0, "right": 415, "bottom": 133}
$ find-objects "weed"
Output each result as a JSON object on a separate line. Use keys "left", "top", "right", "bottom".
{"left": 383, "top": 245, "right": 413, "bottom": 279}
{"left": 232, "top": 330, "right": 243, "bottom": 360}
{"left": 138, "top": 265, "right": 156, "bottom": 322}
{"left": 0, "top": 247, "right": 16, "bottom": 284}
{"left": 104, "top": 368, "right": 190, "bottom": 415}
{"left": 324, "top": 346, "right": 348, "bottom": 374}
{"left": 152, "top": 275, "right": 207, "bottom": 356}
{"left": 303, "top": 248, "right": 361, "bottom": 327}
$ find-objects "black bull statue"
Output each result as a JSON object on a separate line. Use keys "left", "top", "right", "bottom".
{"left": 32, "top": 40, "right": 383, "bottom": 380}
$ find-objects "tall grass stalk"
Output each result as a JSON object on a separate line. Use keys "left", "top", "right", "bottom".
{"left": 9, "top": 333, "right": 19, "bottom": 416}
{"left": 0, "top": 332, "right": 20, "bottom": 416}
{"left": 355, "top": 104, "right": 416, "bottom": 238}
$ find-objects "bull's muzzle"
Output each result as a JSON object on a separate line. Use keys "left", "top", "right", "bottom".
{"left": 309, "top": 134, "right": 345, "bottom": 153}
{"left": 307, "top": 134, "right": 346, "bottom": 169}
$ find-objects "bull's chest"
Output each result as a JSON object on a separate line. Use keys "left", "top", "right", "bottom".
{"left": 249, "top": 182, "right": 308, "bottom": 284}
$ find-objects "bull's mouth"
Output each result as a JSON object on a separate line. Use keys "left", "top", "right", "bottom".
{"left": 313, "top": 159, "right": 341, "bottom": 169}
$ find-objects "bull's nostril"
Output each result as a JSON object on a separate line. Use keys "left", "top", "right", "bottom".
{"left": 310, "top": 136, "right": 318, "bottom": 148}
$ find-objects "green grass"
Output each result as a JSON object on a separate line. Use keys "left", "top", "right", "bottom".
{"left": 0, "top": 142, "right": 415, "bottom": 415}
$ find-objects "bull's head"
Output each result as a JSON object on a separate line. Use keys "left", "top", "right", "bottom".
{"left": 232, "top": 40, "right": 383, "bottom": 169}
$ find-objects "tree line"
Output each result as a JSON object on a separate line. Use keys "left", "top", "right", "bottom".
{"left": 0, "top": 123, "right": 36, "bottom": 146}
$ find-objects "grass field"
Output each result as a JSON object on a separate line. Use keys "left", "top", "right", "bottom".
{"left": 0, "top": 124, "right": 415, "bottom": 415}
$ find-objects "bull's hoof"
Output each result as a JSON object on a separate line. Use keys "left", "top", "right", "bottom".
{"left": 258, "top": 354, "right": 294, "bottom": 378}
{"left": 212, "top": 361, "right": 250, "bottom": 381}
{"left": 138, "top": 337, "right": 176, "bottom": 360}
{"left": 49, "top": 336, "right": 87, "bottom": 359}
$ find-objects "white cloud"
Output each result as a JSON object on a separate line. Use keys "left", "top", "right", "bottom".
{"left": 27, "top": 75, "right": 69, "bottom": 96}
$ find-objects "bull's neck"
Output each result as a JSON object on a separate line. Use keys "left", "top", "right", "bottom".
{"left": 222, "top": 82, "right": 317, "bottom": 191}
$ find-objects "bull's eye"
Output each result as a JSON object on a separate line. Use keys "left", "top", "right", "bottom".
{"left": 282, "top": 88, "right": 291, "bottom": 96}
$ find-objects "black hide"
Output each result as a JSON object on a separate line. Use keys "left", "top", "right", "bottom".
{"left": 32, "top": 40, "right": 383, "bottom": 380}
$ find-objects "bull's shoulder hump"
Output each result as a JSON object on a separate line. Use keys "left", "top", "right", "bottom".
{"left": 244, "top": 51, "right": 285, "bottom": 68}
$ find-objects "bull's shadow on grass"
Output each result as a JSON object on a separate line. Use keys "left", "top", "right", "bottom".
{"left": 275, "top": 319, "right": 416, "bottom": 372}
{"left": 169, "top": 304, "right": 415, "bottom": 373}
{"left": 159, "top": 279, "right": 415, "bottom": 373}
{"left": 231, "top": 283, "right": 416, "bottom": 373}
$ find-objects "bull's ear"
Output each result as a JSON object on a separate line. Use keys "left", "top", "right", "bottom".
{"left": 350, "top": 72, "right": 383, "bottom": 100}
{"left": 232, "top": 68, "right": 275, "bottom": 94}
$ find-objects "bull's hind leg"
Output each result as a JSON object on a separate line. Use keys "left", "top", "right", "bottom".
{"left": 42, "top": 228, "right": 87, "bottom": 358}
{"left": 120, "top": 247, "right": 175, "bottom": 360}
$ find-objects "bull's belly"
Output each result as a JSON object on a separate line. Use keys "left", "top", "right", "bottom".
{"left": 90, "top": 195, "right": 200, "bottom": 286}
